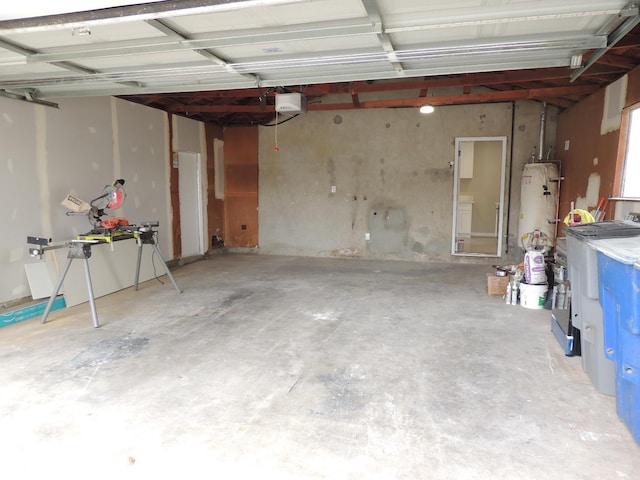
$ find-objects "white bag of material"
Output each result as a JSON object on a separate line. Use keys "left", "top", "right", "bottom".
{"left": 524, "top": 250, "right": 546, "bottom": 285}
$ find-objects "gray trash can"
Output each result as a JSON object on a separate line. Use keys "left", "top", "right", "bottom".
{"left": 565, "top": 221, "right": 640, "bottom": 395}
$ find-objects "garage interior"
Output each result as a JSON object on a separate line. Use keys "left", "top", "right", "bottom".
{"left": 2, "top": 0, "right": 640, "bottom": 477}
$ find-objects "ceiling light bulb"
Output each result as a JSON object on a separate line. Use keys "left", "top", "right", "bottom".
{"left": 419, "top": 105, "right": 435, "bottom": 114}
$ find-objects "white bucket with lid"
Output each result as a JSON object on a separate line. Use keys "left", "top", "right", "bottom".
{"left": 519, "top": 282, "right": 548, "bottom": 309}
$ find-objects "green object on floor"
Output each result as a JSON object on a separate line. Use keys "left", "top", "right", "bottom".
{"left": 0, "top": 296, "right": 66, "bottom": 328}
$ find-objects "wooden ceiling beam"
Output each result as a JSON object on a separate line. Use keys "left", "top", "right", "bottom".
{"left": 608, "top": 34, "right": 640, "bottom": 49}
{"left": 168, "top": 104, "right": 271, "bottom": 113}
{"left": 159, "top": 88, "right": 273, "bottom": 99}
{"left": 123, "top": 69, "right": 598, "bottom": 103}
{"left": 347, "top": 69, "right": 573, "bottom": 93}
{"left": 538, "top": 97, "right": 575, "bottom": 109}
{"left": 596, "top": 53, "right": 639, "bottom": 69}
{"left": 167, "top": 85, "right": 598, "bottom": 113}
{"left": 316, "top": 85, "right": 599, "bottom": 109}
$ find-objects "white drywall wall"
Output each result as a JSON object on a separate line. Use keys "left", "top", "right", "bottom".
{"left": 0, "top": 95, "right": 201, "bottom": 306}
{"left": 0, "top": 100, "right": 42, "bottom": 303}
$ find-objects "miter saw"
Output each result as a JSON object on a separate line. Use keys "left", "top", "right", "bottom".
{"left": 61, "top": 178, "right": 131, "bottom": 241}
{"left": 27, "top": 178, "right": 182, "bottom": 328}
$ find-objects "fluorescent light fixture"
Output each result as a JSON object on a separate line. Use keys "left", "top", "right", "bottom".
{"left": 420, "top": 105, "right": 435, "bottom": 114}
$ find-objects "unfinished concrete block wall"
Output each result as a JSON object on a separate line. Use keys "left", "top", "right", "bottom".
{"left": 0, "top": 96, "right": 201, "bottom": 307}
{"left": 259, "top": 100, "right": 555, "bottom": 262}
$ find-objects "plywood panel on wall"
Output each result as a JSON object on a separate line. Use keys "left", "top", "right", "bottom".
{"left": 168, "top": 113, "right": 181, "bottom": 259}
{"left": 225, "top": 127, "right": 259, "bottom": 164}
{"left": 226, "top": 164, "right": 258, "bottom": 193}
{"left": 205, "top": 124, "right": 224, "bottom": 249}
{"left": 555, "top": 90, "right": 620, "bottom": 225}
{"left": 224, "top": 126, "right": 258, "bottom": 247}
{"left": 625, "top": 69, "right": 640, "bottom": 108}
{"left": 225, "top": 196, "right": 259, "bottom": 247}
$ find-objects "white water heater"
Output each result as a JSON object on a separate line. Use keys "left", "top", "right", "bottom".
{"left": 518, "top": 162, "right": 558, "bottom": 248}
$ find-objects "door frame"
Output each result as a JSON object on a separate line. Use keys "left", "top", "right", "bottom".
{"left": 451, "top": 136, "right": 507, "bottom": 257}
{"left": 178, "top": 151, "right": 205, "bottom": 256}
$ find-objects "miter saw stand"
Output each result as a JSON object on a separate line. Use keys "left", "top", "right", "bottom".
{"left": 28, "top": 223, "right": 182, "bottom": 328}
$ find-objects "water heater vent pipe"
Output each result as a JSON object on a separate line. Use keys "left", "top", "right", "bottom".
{"left": 538, "top": 101, "right": 547, "bottom": 162}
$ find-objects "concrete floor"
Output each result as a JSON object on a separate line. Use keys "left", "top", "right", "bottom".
{"left": 1, "top": 253, "right": 638, "bottom": 479}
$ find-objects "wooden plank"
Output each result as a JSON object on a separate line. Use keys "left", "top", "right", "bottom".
{"left": 223, "top": 126, "right": 258, "bottom": 164}
{"left": 224, "top": 195, "right": 258, "bottom": 248}
{"left": 205, "top": 123, "right": 225, "bottom": 250}
{"left": 223, "top": 126, "right": 258, "bottom": 247}
{"left": 168, "top": 112, "right": 181, "bottom": 260}
{"left": 226, "top": 164, "right": 258, "bottom": 194}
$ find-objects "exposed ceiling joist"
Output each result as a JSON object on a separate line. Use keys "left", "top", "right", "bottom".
{"left": 165, "top": 84, "right": 599, "bottom": 113}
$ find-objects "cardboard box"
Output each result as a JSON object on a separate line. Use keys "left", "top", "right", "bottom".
{"left": 487, "top": 273, "right": 509, "bottom": 296}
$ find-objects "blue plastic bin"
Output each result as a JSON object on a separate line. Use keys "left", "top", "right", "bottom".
{"left": 565, "top": 222, "right": 640, "bottom": 395}
{"left": 596, "top": 237, "right": 640, "bottom": 445}
{"left": 635, "top": 260, "right": 640, "bottom": 335}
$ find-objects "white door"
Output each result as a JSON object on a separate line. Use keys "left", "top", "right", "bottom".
{"left": 178, "top": 152, "right": 204, "bottom": 257}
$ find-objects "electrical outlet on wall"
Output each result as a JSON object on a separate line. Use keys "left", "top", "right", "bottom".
{"left": 365, "top": 232, "right": 370, "bottom": 241}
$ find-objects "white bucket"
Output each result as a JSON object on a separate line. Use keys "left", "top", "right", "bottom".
{"left": 524, "top": 250, "right": 546, "bottom": 284}
{"left": 520, "top": 282, "right": 548, "bottom": 309}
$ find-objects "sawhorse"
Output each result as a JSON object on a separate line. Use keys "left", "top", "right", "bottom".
{"left": 134, "top": 229, "right": 182, "bottom": 294}
{"left": 39, "top": 233, "right": 182, "bottom": 328}
{"left": 41, "top": 240, "right": 101, "bottom": 327}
